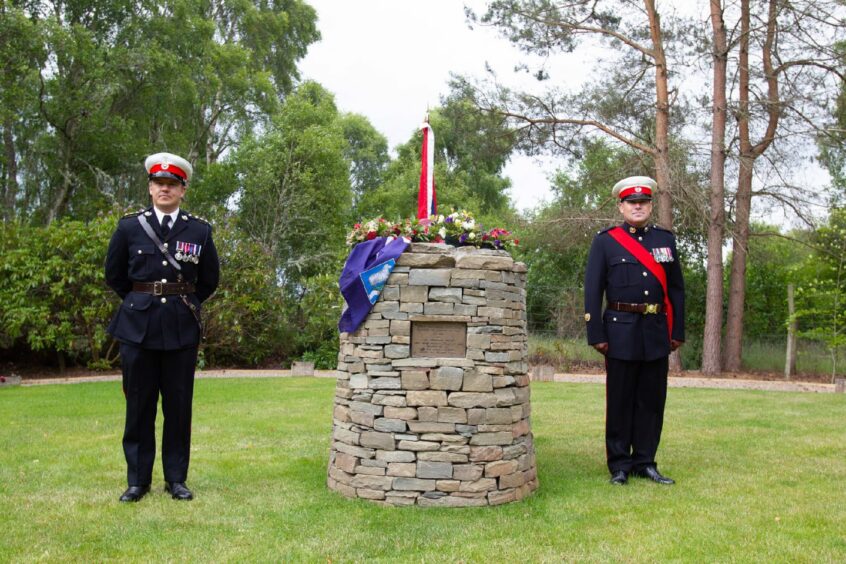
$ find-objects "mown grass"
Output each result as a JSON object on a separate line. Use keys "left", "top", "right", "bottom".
{"left": 1, "top": 378, "right": 845, "bottom": 562}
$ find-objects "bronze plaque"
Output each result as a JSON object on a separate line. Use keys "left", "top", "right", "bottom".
{"left": 411, "top": 322, "right": 467, "bottom": 358}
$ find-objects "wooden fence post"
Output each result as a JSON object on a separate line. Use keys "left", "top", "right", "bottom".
{"left": 785, "top": 283, "right": 797, "bottom": 380}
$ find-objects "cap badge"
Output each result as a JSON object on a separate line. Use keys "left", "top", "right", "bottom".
{"left": 161, "top": 163, "right": 169, "bottom": 170}
{"left": 584, "top": 313, "right": 591, "bottom": 322}
{"left": 629, "top": 227, "right": 636, "bottom": 233}
{"left": 635, "top": 187, "right": 642, "bottom": 193}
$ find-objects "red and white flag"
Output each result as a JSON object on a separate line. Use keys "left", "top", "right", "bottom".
{"left": 417, "top": 117, "right": 437, "bottom": 219}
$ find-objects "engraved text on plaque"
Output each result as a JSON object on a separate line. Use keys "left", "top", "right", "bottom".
{"left": 411, "top": 322, "right": 467, "bottom": 358}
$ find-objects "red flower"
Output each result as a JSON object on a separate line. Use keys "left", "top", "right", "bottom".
{"left": 434, "top": 235, "right": 444, "bottom": 243}
{"left": 366, "top": 231, "right": 377, "bottom": 240}
{"left": 354, "top": 223, "right": 361, "bottom": 229}
{"left": 514, "top": 239, "right": 520, "bottom": 245}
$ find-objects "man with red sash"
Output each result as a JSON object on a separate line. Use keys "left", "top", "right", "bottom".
{"left": 584, "top": 176, "right": 685, "bottom": 486}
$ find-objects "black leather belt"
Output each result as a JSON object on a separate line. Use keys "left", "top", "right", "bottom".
{"left": 608, "top": 301, "right": 663, "bottom": 314}
{"left": 133, "top": 282, "right": 196, "bottom": 296}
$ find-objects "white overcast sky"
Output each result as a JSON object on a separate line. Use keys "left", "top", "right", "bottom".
{"left": 298, "top": 0, "right": 831, "bottom": 220}
{"left": 298, "top": 0, "right": 575, "bottom": 212}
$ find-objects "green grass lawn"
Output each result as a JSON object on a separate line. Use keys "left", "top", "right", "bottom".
{"left": 2, "top": 378, "right": 845, "bottom": 562}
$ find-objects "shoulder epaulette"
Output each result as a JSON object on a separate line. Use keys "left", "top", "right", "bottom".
{"left": 596, "top": 225, "right": 616, "bottom": 235}
{"left": 652, "top": 224, "right": 674, "bottom": 234}
{"left": 187, "top": 213, "right": 211, "bottom": 226}
{"left": 121, "top": 208, "right": 146, "bottom": 219}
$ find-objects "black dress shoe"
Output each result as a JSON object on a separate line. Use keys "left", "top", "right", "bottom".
{"left": 165, "top": 481, "right": 194, "bottom": 500}
{"left": 119, "top": 485, "right": 150, "bottom": 502}
{"left": 609, "top": 470, "right": 628, "bottom": 485}
{"left": 634, "top": 466, "right": 675, "bottom": 485}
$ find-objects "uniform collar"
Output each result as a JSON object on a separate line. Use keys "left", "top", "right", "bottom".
{"left": 622, "top": 222, "right": 650, "bottom": 234}
{"left": 153, "top": 206, "right": 181, "bottom": 226}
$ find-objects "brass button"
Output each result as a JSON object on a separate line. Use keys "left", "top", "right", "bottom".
{"left": 137, "top": 249, "right": 143, "bottom": 254}
{"left": 162, "top": 260, "right": 167, "bottom": 266}
{"left": 161, "top": 278, "right": 167, "bottom": 283}
{"left": 644, "top": 290, "right": 649, "bottom": 296}
{"left": 643, "top": 272, "right": 648, "bottom": 277}
{"left": 161, "top": 297, "right": 167, "bottom": 304}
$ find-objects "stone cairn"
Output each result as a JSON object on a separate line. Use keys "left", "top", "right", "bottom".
{"left": 327, "top": 243, "right": 538, "bottom": 507}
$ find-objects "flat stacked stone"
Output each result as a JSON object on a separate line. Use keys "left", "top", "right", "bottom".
{"left": 327, "top": 243, "right": 538, "bottom": 507}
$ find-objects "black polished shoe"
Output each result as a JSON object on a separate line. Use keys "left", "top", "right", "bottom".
{"left": 165, "top": 481, "right": 194, "bottom": 500}
{"left": 634, "top": 466, "right": 675, "bottom": 485}
{"left": 609, "top": 470, "right": 628, "bottom": 485}
{"left": 119, "top": 485, "right": 150, "bottom": 502}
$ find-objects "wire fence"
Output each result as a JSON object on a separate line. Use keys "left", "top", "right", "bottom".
{"left": 525, "top": 285, "right": 845, "bottom": 377}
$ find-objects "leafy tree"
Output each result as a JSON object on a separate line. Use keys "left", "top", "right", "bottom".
{"left": 338, "top": 112, "right": 390, "bottom": 211}
{"left": 355, "top": 88, "right": 517, "bottom": 225}
{"left": 2, "top": 0, "right": 319, "bottom": 224}
{"left": 740, "top": 226, "right": 810, "bottom": 340}
{"left": 234, "top": 81, "right": 352, "bottom": 282}
{"left": 793, "top": 208, "right": 846, "bottom": 379}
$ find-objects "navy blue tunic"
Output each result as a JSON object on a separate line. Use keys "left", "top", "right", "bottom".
{"left": 105, "top": 207, "right": 219, "bottom": 350}
{"left": 584, "top": 223, "right": 685, "bottom": 361}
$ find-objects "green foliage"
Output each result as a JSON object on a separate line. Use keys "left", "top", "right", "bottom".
{"left": 0, "top": 214, "right": 117, "bottom": 366}
{"left": 290, "top": 274, "right": 344, "bottom": 369}
{"left": 235, "top": 81, "right": 352, "bottom": 283}
{"left": 338, "top": 112, "right": 390, "bottom": 207}
{"left": 739, "top": 225, "right": 810, "bottom": 338}
{"left": 793, "top": 208, "right": 846, "bottom": 376}
{"left": 356, "top": 86, "right": 516, "bottom": 223}
{"left": 1, "top": 0, "right": 320, "bottom": 223}
{"left": 201, "top": 216, "right": 292, "bottom": 367}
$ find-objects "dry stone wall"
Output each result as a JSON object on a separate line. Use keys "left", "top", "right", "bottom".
{"left": 327, "top": 243, "right": 538, "bottom": 507}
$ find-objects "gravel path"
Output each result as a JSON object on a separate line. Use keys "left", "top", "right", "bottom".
{"left": 16, "top": 369, "right": 838, "bottom": 393}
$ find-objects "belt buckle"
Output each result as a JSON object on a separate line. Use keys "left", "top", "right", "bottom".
{"left": 645, "top": 303, "right": 658, "bottom": 314}
{"left": 153, "top": 281, "right": 163, "bottom": 296}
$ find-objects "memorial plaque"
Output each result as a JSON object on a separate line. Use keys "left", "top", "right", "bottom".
{"left": 411, "top": 321, "right": 467, "bottom": 358}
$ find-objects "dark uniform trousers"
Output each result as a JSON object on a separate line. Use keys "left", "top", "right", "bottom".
{"left": 605, "top": 356, "right": 668, "bottom": 473}
{"left": 105, "top": 207, "right": 219, "bottom": 487}
{"left": 584, "top": 222, "right": 685, "bottom": 475}
{"left": 120, "top": 344, "right": 197, "bottom": 486}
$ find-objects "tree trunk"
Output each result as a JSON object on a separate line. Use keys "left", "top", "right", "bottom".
{"left": 46, "top": 149, "right": 73, "bottom": 225}
{"left": 724, "top": 0, "right": 780, "bottom": 373}
{"left": 725, "top": 157, "right": 753, "bottom": 371}
{"left": 702, "top": 0, "right": 729, "bottom": 375}
{"left": 2, "top": 117, "right": 18, "bottom": 222}
{"left": 645, "top": 0, "right": 673, "bottom": 230}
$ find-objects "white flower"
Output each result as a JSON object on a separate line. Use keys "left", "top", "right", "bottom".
{"left": 468, "top": 232, "right": 476, "bottom": 240}
{"left": 438, "top": 227, "right": 447, "bottom": 238}
{"left": 462, "top": 219, "right": 475, "bottom": 230}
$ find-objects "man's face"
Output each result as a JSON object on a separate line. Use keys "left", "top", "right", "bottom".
{"left": 148, "top": 178, "right": 186, "bottom": 213}
{"left": 618, "top": 198, "right": 653, "bottom": 228}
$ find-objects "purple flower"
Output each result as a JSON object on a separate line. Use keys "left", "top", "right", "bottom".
{"left": 459, "top": 233, "right": 468, "bottom": 243}
{"left": 445, "top": 216, "right": 454, "bottom": 223}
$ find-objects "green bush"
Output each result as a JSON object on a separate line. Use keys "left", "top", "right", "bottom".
{"left": 0, "top": 215, "right": 118, "bottom": 368}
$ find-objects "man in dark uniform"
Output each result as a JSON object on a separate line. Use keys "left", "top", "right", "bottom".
{"left": 584, "top": 176, "right": 684, "bottom": 486}
{"left": 105, "top": 152, "right": 219, "bottom": 502}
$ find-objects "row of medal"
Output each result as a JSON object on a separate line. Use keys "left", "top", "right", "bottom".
{"left": 651, "top": 246, "right": 674, "bottom": 263}
{"left": 175, "top": 241, "right": 202, "bottom": 263}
